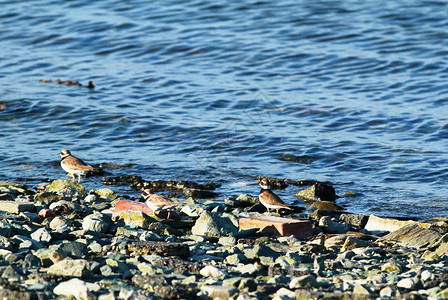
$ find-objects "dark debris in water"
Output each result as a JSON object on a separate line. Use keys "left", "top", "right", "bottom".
{"left": 278, "top": 154, "right": 319, "bottom": 164}
{"left": 131, "top": 179, "right": 220, "bottom": 192}
{"left": 39, "top": 78, "right": 95, "bottom": 89}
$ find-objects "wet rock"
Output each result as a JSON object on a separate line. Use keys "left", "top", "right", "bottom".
{"left": 383, "top": 223, "right": 442, "bottom": 249}
{"left": 0, "top": 201, "right": 35, "bottom": 214}
{"left": 311, "top": 201, "right": 343, "bottom": 211}
{"left": 191, "top": 211, "right": 238, "bottom": 238}
{"left": 339, "top": 213, "right": 369, "bottom": 228}
{"left": 47, "top": 258, "right": 92, "bottom": 279}
{"left": 127, "top": 241, "right": 190, "bottom": 259}
{"left": 236, "top": 194, "right": 260, "bottom": 205}
{"left": 294, "top": 183, "right": 336, "bottom": 203}
{"left": 184, "top": 188, "right": 219, "bottom": 199}
{"left": 91, "top": 188, "right": 118, "bottom": 200}
{"left": 45, "top": 180, "right": 87, "bottom": 199}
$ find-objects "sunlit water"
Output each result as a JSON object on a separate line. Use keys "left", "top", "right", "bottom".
{"left": 1, "top": 0, "right": 447, "bottom": 220}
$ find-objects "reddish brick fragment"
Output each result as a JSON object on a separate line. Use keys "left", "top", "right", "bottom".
{"left": 38, "top": 208, "right": 56, "bottom": 219}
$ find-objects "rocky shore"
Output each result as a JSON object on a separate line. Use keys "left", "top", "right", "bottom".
{"left": 0, "top": 178, "right": 448, "bottom": 299}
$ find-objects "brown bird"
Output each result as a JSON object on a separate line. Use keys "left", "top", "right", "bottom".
{"left": 141, "top": 189, "right": 184, "bottom": 219}
{"left": 59, "top": 149, "right": 97, "bottom": 183}
{"left": 259, "top": 178, "right": 293, "bottom": 216}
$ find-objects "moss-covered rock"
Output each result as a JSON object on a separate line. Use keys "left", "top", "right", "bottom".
{"left": 45, "top": 180, "right": 87, "bottom": 198}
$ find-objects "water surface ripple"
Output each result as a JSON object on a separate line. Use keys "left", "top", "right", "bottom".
{"left": 1, "top": 0, "right": 447, "bottom": 219}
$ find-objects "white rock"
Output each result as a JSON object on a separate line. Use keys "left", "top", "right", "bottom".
{"left": 421, "top": 270, "right": 433, "bottom": 282}
{"left": 54, "top": 278, "right": 100, "bottom": 299}
{"left": 200, "top": 265, "right": 227, "bottom": 278}
{"left": 275, "top": 287, "right": 296, "bottom": 299}
{"left": 397, "top": 278, "right": 416, "bottom": 289}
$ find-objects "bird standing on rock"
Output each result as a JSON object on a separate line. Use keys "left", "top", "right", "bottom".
{"left": 258, "top": 178, "right": 293, "bottom": 216}
{"left": 59, "top": 149, "right": 97, "bottom": 183}
{"left": 141, "top": 189, "right": 184, "bottom": 219}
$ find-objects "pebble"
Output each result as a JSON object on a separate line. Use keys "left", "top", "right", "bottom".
{"left": 0, "top": 179, "right": 446, "bottom": 299}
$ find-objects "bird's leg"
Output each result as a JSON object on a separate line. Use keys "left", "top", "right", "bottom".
{"left": 276, "top": 209, "right": 279, "bottom": 217}
{"left": 167, "top": 211, "right": 171, "bottom": 220}
{"left": 70, "top": 173, "right": 75, "bottom": 182}
{"left": 78, "top": 174, "right": 81, "bottom": 183}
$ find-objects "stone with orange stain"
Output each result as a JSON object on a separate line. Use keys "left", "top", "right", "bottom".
{"left": 239, "top": 214, "right": 312, "bottom": 239}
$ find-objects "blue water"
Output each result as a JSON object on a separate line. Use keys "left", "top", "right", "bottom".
{"left": 1, "top": 0, "right": 447, "bottom": 220}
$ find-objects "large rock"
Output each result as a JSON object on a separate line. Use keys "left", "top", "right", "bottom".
{"left": 54, "top": 278, "right": 100, "bottom": 299}
{"left": 47, "top": 258, "right": 92, "bottom": 279}
{"left": 364, "top": 215, "right": 431, "bottom": 233}
{"left": 383, "top": 223, "right": 441, "bottom": 249}
{"left": 0, "top": 201, "right": 35, "bottom": 214}
{"left": 191, "top": 211, "right": 238, "bottom": 238}
{"left": 294, "top": 183, "right": 336, "bottom": 203}
{"left": 45, "top": 180, "right": 87, "bottom": 199}
{"left": 82, "top": 213, "right": 109, "bottom": 233}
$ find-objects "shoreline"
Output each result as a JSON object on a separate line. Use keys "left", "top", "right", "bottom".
{"left": 0, "top": 179, "right": 447, "bottom": 299}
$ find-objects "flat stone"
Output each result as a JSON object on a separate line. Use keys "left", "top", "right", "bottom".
{"left": 47, "top": 258, "right": 92, "bottom": 279}
{"left": 201, "top": 285, "right": 236, "bottom": 299}
{"left": 364, "top": 215, "right": 431, "bottom": 233}
{"left": 239, "top": 214, "right": 312, "bottom": 238}
{"left": 383, "top": 223, "right": 441, "bottom": 248}
{"left": 113, "top": 200, "right": 153, "bottom": 217}
{"left": 0, "top": 201, "right": 35, "bottom": 214}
